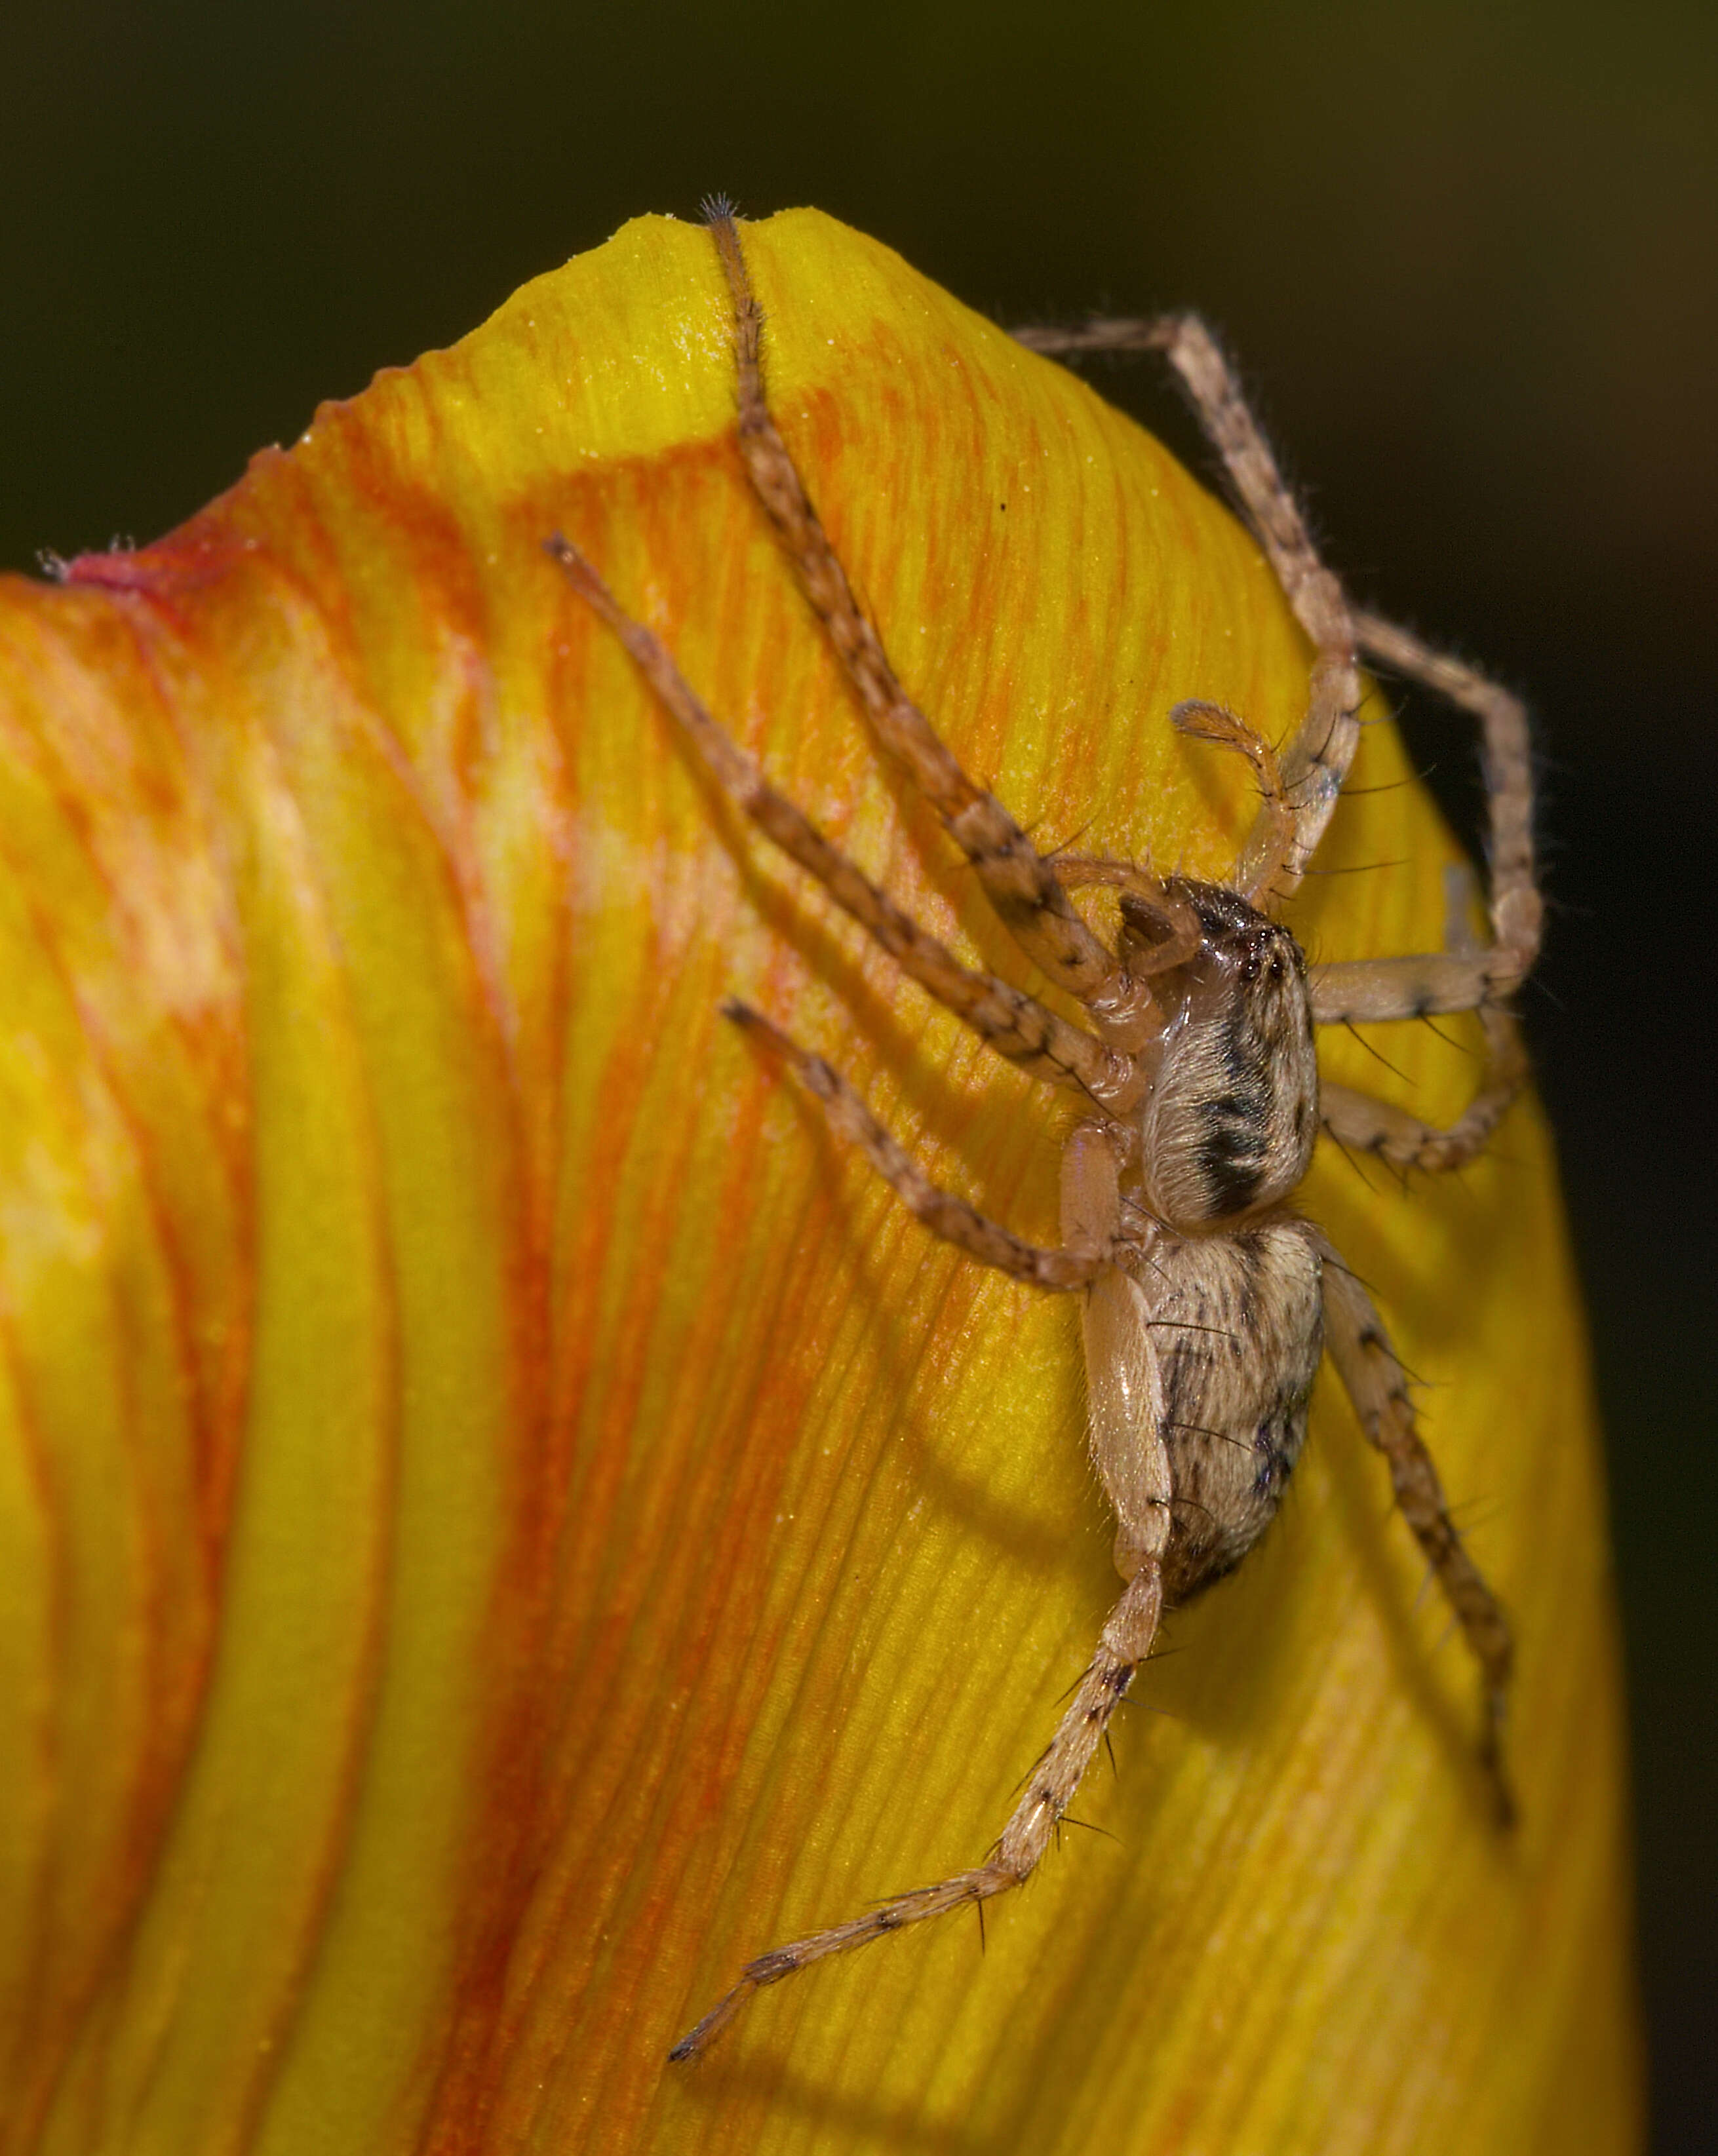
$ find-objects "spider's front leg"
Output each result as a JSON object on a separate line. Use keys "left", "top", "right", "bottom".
{"left": 545, "top": 535, "right": 1136, "bottom": 1111}
{"left": 1308, "top": 613, "right": 1542, "bottom": 1050}
{"left": 1316, "top": 866, "right": 1531, "bottom": 1174}
{"left": 705, "top": 206, "right": 1165, "bottom": 1039}
{"left": 723, "top": 1003, "right": 1119, "bottom": 1291}
{"left": 1320, "top": 1004, "right": 1527, "bottom": 1174}
{"left": 1011, "top": 311, "right": 1363, "bottom": 898}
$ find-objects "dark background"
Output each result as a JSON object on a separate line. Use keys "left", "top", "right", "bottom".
{"left": 4, "top": 2, "right": 1711, "bottom": 2143}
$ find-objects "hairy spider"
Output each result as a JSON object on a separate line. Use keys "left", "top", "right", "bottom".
{"left": 546, "top": 205, "right": 1543, "bottom": 2064}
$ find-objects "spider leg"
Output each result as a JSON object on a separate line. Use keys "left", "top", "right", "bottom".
{"left": 726, "top": 1001, "right": 1116, "bottom": 1288}
{"left": 1320, "top": 1006, "right": 1527, "bottom": 1173}
{"left": 1012, "top": 313, "right": 1363, "bottom": 902}
{"left": 1311, "top": 613, "right": 1542, "bottom": 1025}
{"left": 1315, "top": 1233, "right": 1515, "bottom": 1823}
{"left": 1310, "top": 953, "right": 1501, "bottom": 1025}
{"left": 1312, "top": 849, "right": 1535, "bottom": 1166}
{"left": 1168, "top": 697, "right": 1299, "bottom": 906}
{"left": 548, "top": 537, "right": 1137, "bottom": 1111}
{"left": 1354, "top": 610, "right": 1540, "bottom": 995}
{"left": 671, "top": 1096, "right": 1159, "bottom": 2061}
{"left": 670, "top": 1554, "right": 1165, "bottom": 2060}
{"left": 705, "top": 208, "right": 1158, "bottom": 1039}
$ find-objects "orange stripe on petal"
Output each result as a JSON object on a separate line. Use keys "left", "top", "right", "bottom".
{"left": 0, "top": 209, "right": 1639, "bottom": 2154}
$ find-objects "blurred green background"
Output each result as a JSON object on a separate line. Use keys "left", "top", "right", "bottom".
{"left": 3, "top": 1, "right": 1711, "bottom": 2142}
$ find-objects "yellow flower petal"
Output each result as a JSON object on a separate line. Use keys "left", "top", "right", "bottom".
{"left": 0, "top": 208, "right": 1639, "bottom": 2152}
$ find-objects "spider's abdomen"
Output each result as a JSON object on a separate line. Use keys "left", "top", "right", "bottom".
{"left": 1130, "top": 880, "right": 1318, "bottom": 1230}
{"left": 1128, "top": 1214, "right": 1325, "bottom": 1603}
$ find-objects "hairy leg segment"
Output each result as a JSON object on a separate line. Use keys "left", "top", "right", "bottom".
{"left": 546, "top": 208, "right": 1538, "bottom": 2060}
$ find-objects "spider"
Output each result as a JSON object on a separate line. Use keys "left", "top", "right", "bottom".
{"left": 545, "top": 204, "right": 1544, "bottom": 2063}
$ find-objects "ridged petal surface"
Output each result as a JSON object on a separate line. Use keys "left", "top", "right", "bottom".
{"left": 0, "top": 209, "right": 1639, "bottom": 2154}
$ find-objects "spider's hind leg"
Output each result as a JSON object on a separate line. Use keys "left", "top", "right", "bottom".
{"left": 671, "top": 1553, "right": 1165, "bottom": 2060}
{"left": 1316, "top": 1231, "right": 1515, "bottom": 1823}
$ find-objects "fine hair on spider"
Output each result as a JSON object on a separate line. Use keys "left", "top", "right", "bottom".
{"left": 545, "top": 204, "right": 1544, "bottom": 2064}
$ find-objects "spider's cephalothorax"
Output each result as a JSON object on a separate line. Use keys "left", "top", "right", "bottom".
{"left": 548, "top": 204, "right": 1543, "bottom": 2062}
{"left": 1121, "top": 877, "right": 1319, "bottom": 1229}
